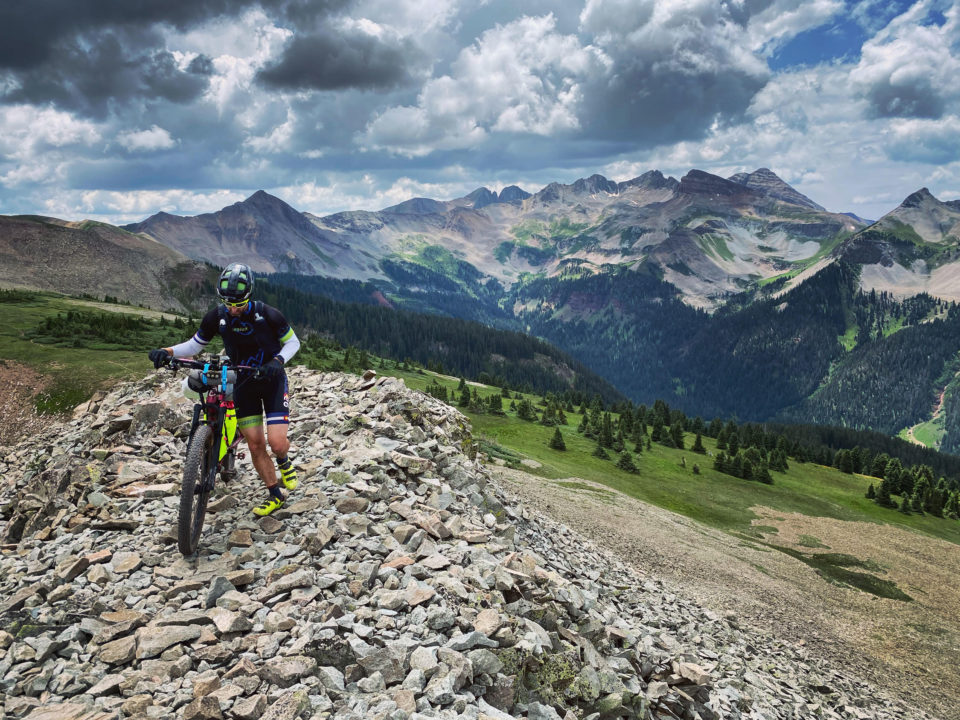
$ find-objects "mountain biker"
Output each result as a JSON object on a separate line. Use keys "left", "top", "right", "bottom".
{"left": 149, "top": 263, "right": 301, "bottom": 516}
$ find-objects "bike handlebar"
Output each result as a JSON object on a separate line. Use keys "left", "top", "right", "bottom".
{"left": 168, "top": 357, "right": 259, "bottom": 374}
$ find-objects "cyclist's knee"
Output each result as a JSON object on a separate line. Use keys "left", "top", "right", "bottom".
{"left": 244, "top": 433, "right": 267, "bottom": 454}
{"left": 268, "top": 435, "right": 290, "bottom": 457}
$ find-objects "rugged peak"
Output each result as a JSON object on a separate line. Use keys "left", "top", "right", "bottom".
{"left": 618, "top": 170, "right": 679, "bottom": 193}
{"left": 497, "top": 185, "right": 531, "bottom": 203}
{"left": 900, "top": 187, "right": 936, "bottom": 209}
{"left": 727, "top": 168, "right": 825, "bottom": 211}
{"left": 679, "top": 169, "right": 753, "bottom": 198}
{"left": 465, "top": 187, "right": 498, "bottom": 209}
{"left": 571, "top": 173, "right": 618, "bottom": 195}
{"left": 241, "top": 190, "right": 289, "bottom": 208}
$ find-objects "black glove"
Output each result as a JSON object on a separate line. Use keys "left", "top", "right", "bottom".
{"left": 262, "top": 356, "right": 284, "bottom": 379}
{"left": 149, "top": 348, "right": 172, "bottom": 368}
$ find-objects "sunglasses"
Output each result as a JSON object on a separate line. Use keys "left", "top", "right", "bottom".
{"left": 222, "top": 299, "right": 249, "bottom": 308}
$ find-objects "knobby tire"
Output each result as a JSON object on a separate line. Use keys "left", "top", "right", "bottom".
{"left": 178, "top": 423, "right": 213, "bottom": 556}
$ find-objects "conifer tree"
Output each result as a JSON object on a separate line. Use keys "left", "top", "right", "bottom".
{"left": 898, "top": 495, "right": 911, "bottom": 514}
{"left": 756, "top": 464, "right": 774, "bottom": 484}
{"left": 539, "top": 404, "right": 557, "bottom": 426}
{"left": 692, "top": 432, "right": 705, "bottom": 453}
{"left": 549, "top": 427, "right": 566, "bottom": 451}
{"left": 875, "top": 480, "right": 893, "bottom": 508}
{"left": 516, "top": 397, "right": 537, "bottom": 421}
{"left": 707, "top": 418, "right": 722, "bottom": 437}
{"left": 727, "top": 432, "right": 739, "bottom": 457}
{"left": 600, "top": 413, "right": 615, "bottom": 448}
{"left": 670, "top": 422, "right": 684, "bottom": 450}
{"left": 715, "top": 428, "right": 727, "bottom": 450}
{"left": 866, "top": 483, "right": 876, "bottom": 499}
{"left": 650, "top": 416, "right": 664, "bottom": 442}
{"left": 714, "top": 451, "right": 727, "bottom": 473}
{"left": 616, "top": 451, "right": 639, "bottom": 474}
{"left": 592, "top": 441, "right": 609, "bottom": 459}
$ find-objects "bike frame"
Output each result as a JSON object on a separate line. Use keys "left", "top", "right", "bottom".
{"left": 175, "top": 358, "right": 253, "bottom": 490}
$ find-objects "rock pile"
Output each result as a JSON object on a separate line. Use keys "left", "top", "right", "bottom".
{"left": 0, "top": 368, "right": 938, "bottom": 720}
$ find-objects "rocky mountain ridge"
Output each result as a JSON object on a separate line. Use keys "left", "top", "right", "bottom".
{"left": 124, "top": 167, "right": 864, "bottom": 310}
{"left": 0, "top": 368, "right": 937, "bottom": 720}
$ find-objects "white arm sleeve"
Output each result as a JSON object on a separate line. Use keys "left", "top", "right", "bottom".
{"left": 169, "top": 332, "right": 209, "bottom": 358}
{"left": 277, "top": 331, "right": 300, "bottom": 364}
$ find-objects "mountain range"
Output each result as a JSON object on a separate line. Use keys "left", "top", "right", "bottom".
{"left": 5, "top": 167, "right": 960, "bottom": 447}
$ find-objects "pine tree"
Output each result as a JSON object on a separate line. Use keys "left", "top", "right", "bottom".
{"left": 714, "top": 451, "right": 727, "bottom": 473}
{"left": 898, "top": 495, "right": 911, "bottom": 514}
{"left": 670, "top": 422, "right": 684, "bottom": 450}
{"left": 756, "top": 464, "right": 774, "bottom": 484}
{"left": 600, "top": 413, "right": 615, "bottom": 448}
{"left": 715, "top": 428, "right": 727, "bottom": 450}
{"left": 549, "top": 427, "right": 566, "bottom": 451}
{"left": 516, "top": 397, "right": 538, "bottom": 421}
{"left": 592, "top": 441, "right": 609, "bottom": 460}
{"left": 727, "top": 432, "right": 739, "bottom": 457}
{"left": 692, "top": 432, "right": 706, "bottom": 453}
{"left": 616, "top": 451, "right": 638, "bottom": 474}
{"left": 874, "top": 480, "right": 893, "bottom": 508}
{"left": 650, "top": 416, "right": 664, "bottom": 442}
{"left": 865, "top": 484, "right": 876, "bottom": 500}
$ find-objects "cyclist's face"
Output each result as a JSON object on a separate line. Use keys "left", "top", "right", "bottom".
{"left": 225, "top": 301, "right": 248, "bottom": 316}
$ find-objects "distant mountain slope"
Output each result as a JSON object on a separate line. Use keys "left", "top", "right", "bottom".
{"left": 129, "top": 167, "right": 863, "bottom": 311}
{"left": 838, "top": 187, "right": 960, "bottom": 303}
{"left": 0, "top": 215, "right": 212, "bottom": 312}
{"left": 126, "top": 191, "right": 381, "bottom": 280}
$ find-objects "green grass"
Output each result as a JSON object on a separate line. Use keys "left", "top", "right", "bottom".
{"left": 0, "top": 291, "right": 162, "bottom": 413}
{"left": 839, "top": 324, "right": 859, "bottom": 351}
{"left": 699, "top": 234, "right": 735, "bottom": 261}
{"left": 899, "top": 416, "right": 944, "bottom": 449}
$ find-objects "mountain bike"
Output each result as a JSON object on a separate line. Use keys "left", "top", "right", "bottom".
{"left": 165, "top": 357, "right": 259, "bottom": 556}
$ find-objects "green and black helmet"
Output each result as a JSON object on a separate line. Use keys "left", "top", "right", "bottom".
{"left": 217, "top": 263, "right": 254, "bottom": 304}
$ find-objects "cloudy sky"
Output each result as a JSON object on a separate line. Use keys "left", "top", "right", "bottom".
{"left": 0, "top": 0, "right": 957, "bottom": 224}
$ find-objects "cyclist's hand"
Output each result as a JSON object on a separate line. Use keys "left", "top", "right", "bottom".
{"left": 262, "top": 357, "right": 284, "bottom": 379}
{"left": 149, "top": 348, "right": 172, "bottom": 369}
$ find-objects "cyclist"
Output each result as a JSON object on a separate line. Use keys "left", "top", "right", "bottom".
{"left": 149, "top": 263, "right": 300, "bottom": 516}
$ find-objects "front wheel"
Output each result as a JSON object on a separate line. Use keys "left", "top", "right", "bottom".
{"left": 179, "top": 424, "right": 213, "bottom": 556}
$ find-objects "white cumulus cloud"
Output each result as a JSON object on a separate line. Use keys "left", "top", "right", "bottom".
{"left": 117, "top": 125, "right": 176, "bottom": 152}
{"left": 360, "top": 14, "right": 605, "bottom": 156}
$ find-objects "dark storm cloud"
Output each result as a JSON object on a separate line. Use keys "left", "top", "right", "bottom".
{"left": 579, "top": 62, "right": 768, "bottom": 145}
{"left": 4, "top": 28, "right": 213, "bottom": 119}
{"left": 0, "top": 0, "right": 351, "bottom": 115}
{"left": 0, "top": 1, "right": 262, "bottom": 70}
{"left": 863, "top": 78, "right": 946, "bottom": 119}
{"left": 257, "top": 27, "right": 416, "bottom": 91}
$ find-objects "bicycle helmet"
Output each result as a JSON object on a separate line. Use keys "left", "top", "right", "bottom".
{"left": 217, "top": 263, "right": 254, "bottom": 304}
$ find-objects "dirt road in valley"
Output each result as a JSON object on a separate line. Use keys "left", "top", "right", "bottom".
{"left": 491, "top": 466, "right": 960, "bottom": 720}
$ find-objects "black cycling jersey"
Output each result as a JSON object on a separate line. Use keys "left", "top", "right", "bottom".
{"left": 193, "top": 301, "right": 294, "bottom": 368}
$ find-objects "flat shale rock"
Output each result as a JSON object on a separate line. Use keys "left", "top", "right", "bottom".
{"left": 0, "top": 368, "right": 937, "bottom": 720}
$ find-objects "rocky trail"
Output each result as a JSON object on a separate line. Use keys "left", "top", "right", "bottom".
{"left": 0, "top": 368, "right": 941, "bottom": 720}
